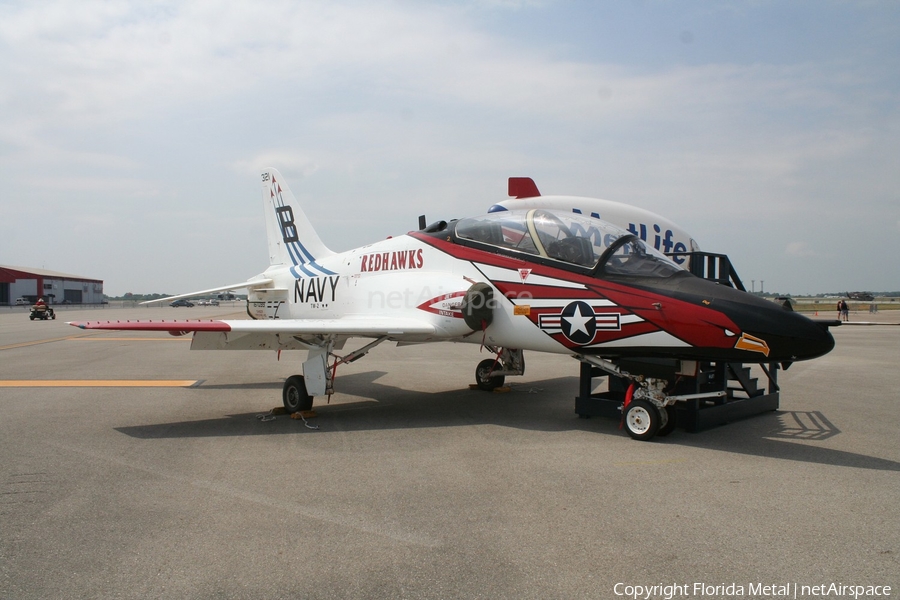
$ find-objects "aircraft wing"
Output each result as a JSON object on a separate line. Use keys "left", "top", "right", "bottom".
{"left": 67, "top": 317, "right": 436, "bottom": 347}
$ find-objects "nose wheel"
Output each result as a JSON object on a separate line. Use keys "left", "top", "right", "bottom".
{"left": 622, "top": 399, "right": 661, "bottom": 440}
{"left": 622, "top": 400, "right": 678, "bottom": 440}
{"left": 657, "top": 405, "right": 677, "bottom": 437}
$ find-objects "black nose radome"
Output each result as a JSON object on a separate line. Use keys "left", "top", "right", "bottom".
{"left": 741, "top": 309, "right": 835, "bottom": 362}
{"left": 657, "top": 275, "right": 837, "bottom": 363}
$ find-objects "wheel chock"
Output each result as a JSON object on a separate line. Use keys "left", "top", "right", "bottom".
{"left": 271, "top": 406, "right": 288, "bottom": 415}
{"left": 291, "top": 410, "right": 318, "bottom": 420}
{"left": 468, "top": 384, "right": 512, "bottom": 393}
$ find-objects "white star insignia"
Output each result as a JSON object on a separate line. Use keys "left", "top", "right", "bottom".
{"left": 564, "top": 304, "right": 592, "bottom": 336}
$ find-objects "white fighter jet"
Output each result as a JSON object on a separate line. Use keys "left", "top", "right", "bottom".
{"left": 70, "top": 169, "right": 834, "bottom": 440}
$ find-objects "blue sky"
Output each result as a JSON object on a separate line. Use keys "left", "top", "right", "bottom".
{"left": 1, "top": 0, "right": 898, "bottom": 296}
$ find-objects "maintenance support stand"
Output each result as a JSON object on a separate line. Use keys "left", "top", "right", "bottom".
{"left": 575, "top": 357, "right": 780, "bottom": 433}
{"left": 572, "top": 249, "right": 782, "bottom": 434}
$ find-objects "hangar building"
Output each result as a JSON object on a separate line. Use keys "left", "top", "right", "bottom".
{"left": 0, "top": 265, "right": 104, "bottom": 305}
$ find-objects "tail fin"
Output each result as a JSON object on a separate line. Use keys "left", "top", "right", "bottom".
{"left": 508, "top": 177, "right": 541, "bottom": 199}
{"left": 261, "top": 168, "right": 335, "bottom": 276}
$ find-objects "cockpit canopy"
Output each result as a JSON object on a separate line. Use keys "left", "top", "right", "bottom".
{"left": 454, "top": 209, "right": 681, "bottom": 278}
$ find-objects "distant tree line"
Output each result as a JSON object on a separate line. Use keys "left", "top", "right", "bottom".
{"left": 105, "top": 293, "right": 171, "bottom": 302}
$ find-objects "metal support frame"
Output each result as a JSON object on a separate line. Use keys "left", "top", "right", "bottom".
{"left": 669, "top": 251, "right": 746, "bottom": 291}
{"left": 574, "top": 357, "right": 780, "bottom": 433}
{"left": 583, "top": 248, "right": 777, "bottom": 434}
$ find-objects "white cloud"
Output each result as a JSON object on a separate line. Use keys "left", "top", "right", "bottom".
{"left": 1, "top": 1, "right": 898, "bottom": 294}
{"left": 231, "top": 152, "right": 320, "bottom": 179}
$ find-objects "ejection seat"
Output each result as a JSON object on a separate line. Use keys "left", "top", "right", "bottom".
{"left": 547, "top": 236, "right": 594, "bottom": 266}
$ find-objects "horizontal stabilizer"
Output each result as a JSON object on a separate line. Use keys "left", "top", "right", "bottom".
{"left": 139, "top": 279, "right": 274, "bottom": 305}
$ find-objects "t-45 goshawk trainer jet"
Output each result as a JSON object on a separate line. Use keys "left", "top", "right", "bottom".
{"left": 70, "top": 169, "right": 835, "bottom": 440}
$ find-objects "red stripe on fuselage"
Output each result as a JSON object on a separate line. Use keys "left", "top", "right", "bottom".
{"left": 412, "top": 231, "right": 743, "bottom": 352}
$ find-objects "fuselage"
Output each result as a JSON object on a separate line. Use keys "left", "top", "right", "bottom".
{"left": 252, "top": 210, "right": 834, "bottom": 364}
{"left": 250, "top": 235, "right": 477, "bottom": 343}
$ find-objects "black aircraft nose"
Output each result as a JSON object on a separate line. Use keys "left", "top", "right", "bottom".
{"left": 656, "top": 275, "right": 837, "bottom": 363}
{"left": 707, "top": 290, "right": 836, "bottom": 362}
{"left": 743, "top": 309, "right": 836, "bottom": 362}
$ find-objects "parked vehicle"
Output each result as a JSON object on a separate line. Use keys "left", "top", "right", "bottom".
{"left": 15, "top": 297, "right": 29, "bottom": 305}
{"left": 30, "top": 304, "right": 55, "bottom": 320}
{"left": 169, "top": 299, "right": 195, "bottom": 307}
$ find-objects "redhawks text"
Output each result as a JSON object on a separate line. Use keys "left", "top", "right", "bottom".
{"left": 360, "top": 249, "right": 424, "bottom": 272}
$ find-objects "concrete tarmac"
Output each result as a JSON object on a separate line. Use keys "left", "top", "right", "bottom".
{"left": 1, "top": 306, "right": 898, "bottom": 599}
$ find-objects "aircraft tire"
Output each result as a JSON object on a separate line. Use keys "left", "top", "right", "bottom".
{"left": 283, "top": 375, "right": 313, "bottom": 413}
{"left": 475, "top": 359, "right": 505, "bottom": 391}
{"left": 623, "top": 399, "right": 660, "bottom": 441}
{"left": 656, "top": 405, "right": 677, "bottom": 437}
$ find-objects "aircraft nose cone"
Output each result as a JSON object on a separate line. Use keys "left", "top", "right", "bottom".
{"left": 757, "top": 312, "right": 835, "bottom": 361}
{"left": 666, "top": 275, "right": 836, "bottom": 362}
{"left": 729, "top": 301, "right": 836, "bottom": 362}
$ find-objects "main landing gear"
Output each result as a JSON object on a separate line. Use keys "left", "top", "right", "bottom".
{"left": 283, "top": 375, "right": 313, "bottom": 413}
{"left": 280, "top": 341, "right": 528, "bottom": 414}
{"left": 281, "top": 337, "right": 390, "bottom": 414}
{"left": 463, "top": 283, "right": 529, "bottom": 391}
{"left": 474, "top": 348, "right": 525, "bottom": 391}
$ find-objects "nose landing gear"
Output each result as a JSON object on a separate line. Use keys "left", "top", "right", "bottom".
{"left": 621, "top": 399, "right": 677, "bottom": 440}
{"left": 577, "top": 354, "right": 762, "bottom": 441}
{"left": 622, "top": 399, "right": 660, "bottom": 441}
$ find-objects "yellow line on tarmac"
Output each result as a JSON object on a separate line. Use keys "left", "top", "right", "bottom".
{"left": 0, "top": 380, "right": 202, "bottom": 388}
{"left": 68, "top": 337, "right": 191, "bottom": 342}
{"left": 613, "top": 458, "right": 689, "bottom": 467}
{"left": 0, "top": 335, "right": 89, "bottom": 351}
{"left": 0, "top": 336, "right": 190, "bottom": 351}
